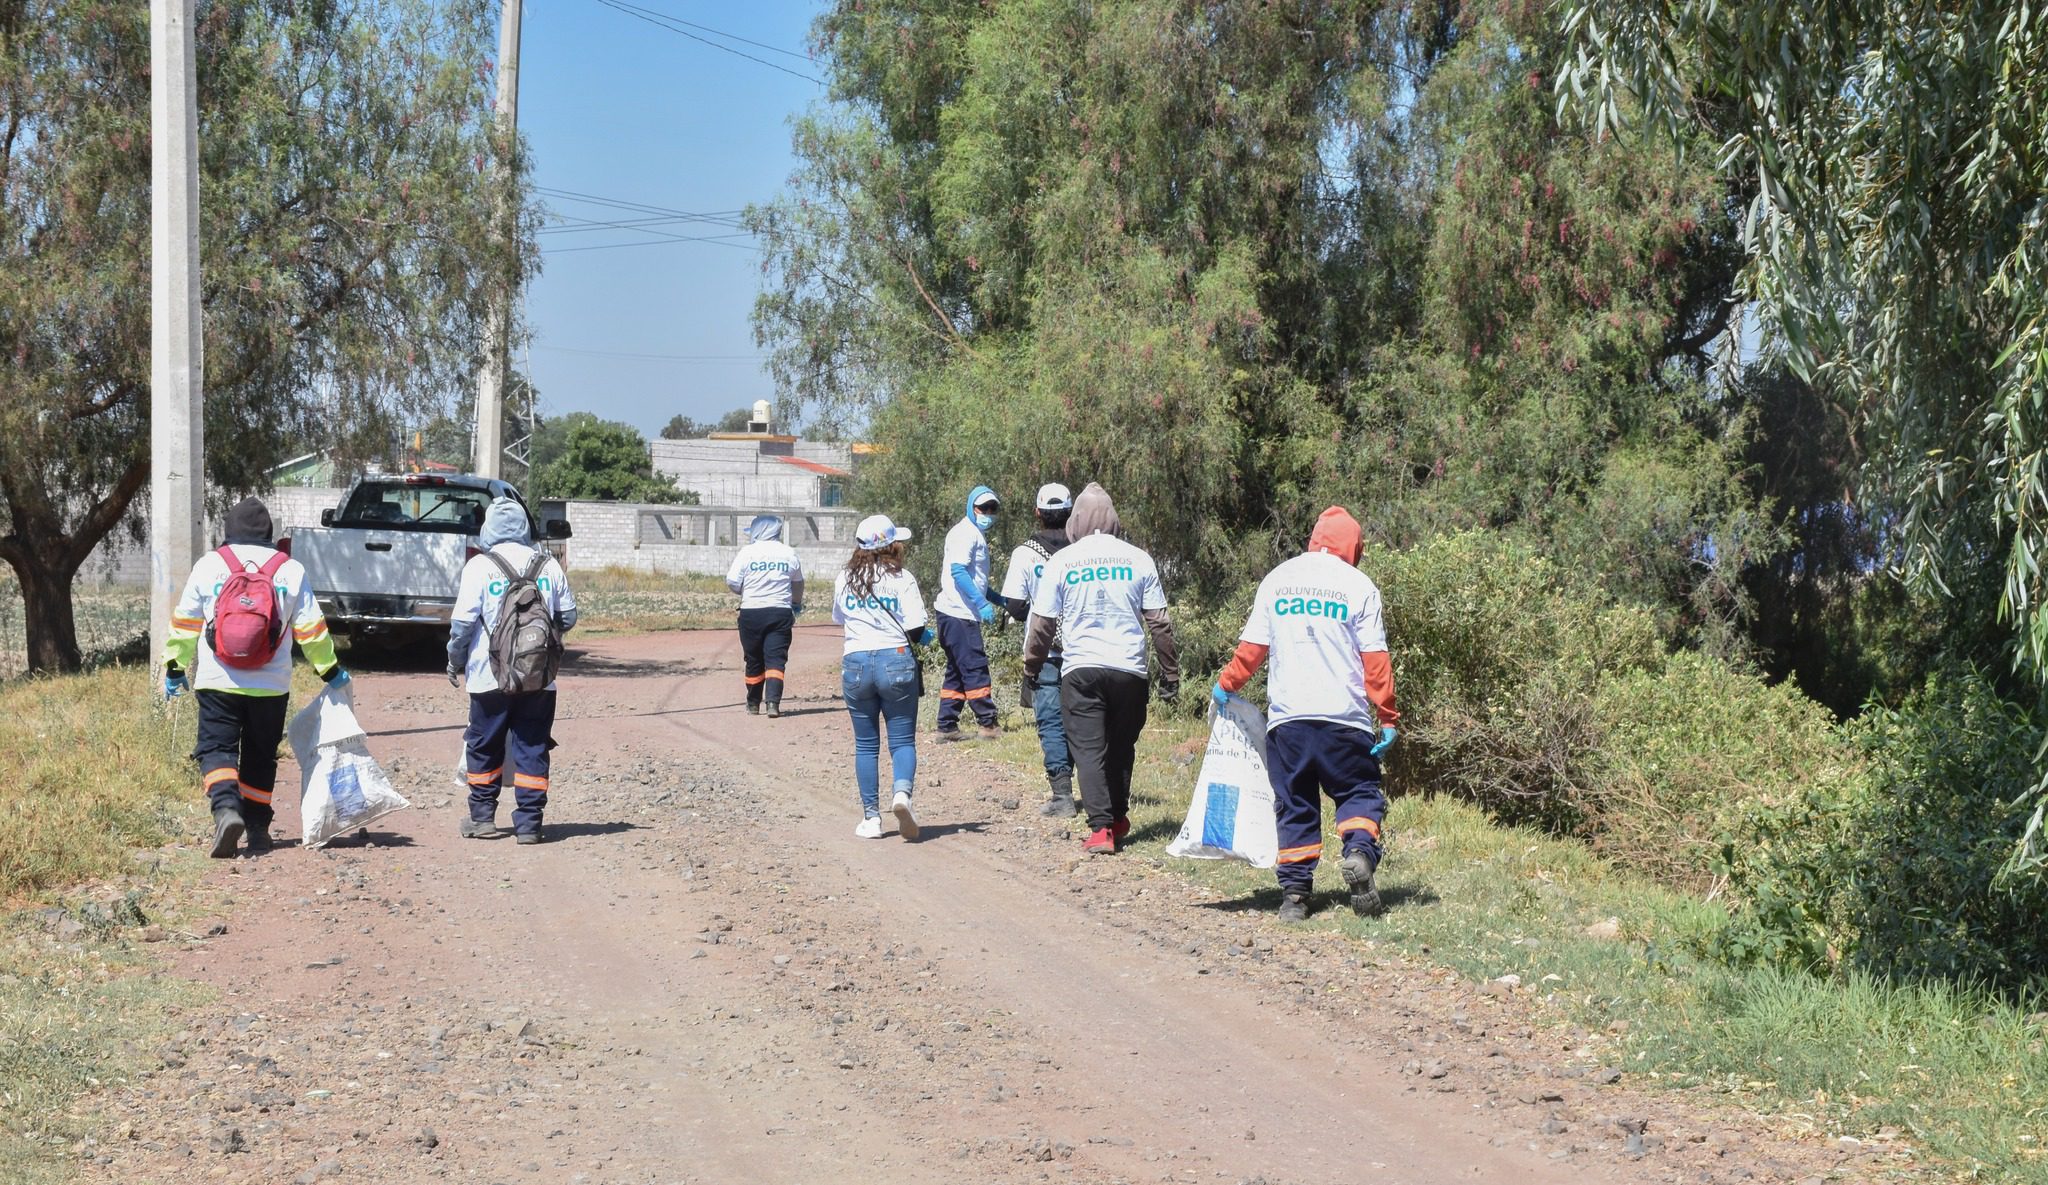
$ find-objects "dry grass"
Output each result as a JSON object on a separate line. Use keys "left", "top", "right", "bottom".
{"left": 573, "top": 567, "right": 830, "bottom": 635}
{"left": 0, "top": 576, "right": 149, "bottom": 682}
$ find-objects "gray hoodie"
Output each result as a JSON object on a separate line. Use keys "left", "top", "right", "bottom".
{"left": 446, "top": 497, "right": 574, "bottom": 676}
{"left": 1065, "top": 482, "right": 1121, "bottom": 542}
{"left": 1025, "top": 482, "right": 1180, "bottom": 691}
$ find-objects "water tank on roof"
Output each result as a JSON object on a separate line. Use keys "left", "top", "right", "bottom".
{"left": 749, "top": 399, "right": 772, "bottom": 434}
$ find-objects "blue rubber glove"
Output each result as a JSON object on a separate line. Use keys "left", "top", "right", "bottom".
{"left": 164, "top": 668, "right": 187, "bottom": 699}
{"left": 916, "top": 626, "right": 935, "bottom": 646}
{"left": 1210, "top": 682, "right": 1232, "bottom": 709}
{"left": 978, "top": 603, "right": 997, "bottom": 625}
{"left": 321, "top": 665, "right": 351, "bottom": 687}
{"left": 1371, "top": 725, "right": 1399, "bottom": 758}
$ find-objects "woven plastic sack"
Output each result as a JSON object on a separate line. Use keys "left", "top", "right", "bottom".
{"left": 1167, "top": 696, "right": 1278, "bottom": 868}
{"left": 288, "top": 683, "right": 410, "bottom": 848}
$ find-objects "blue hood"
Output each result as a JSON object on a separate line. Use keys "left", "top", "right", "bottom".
{"left": 480, "top": 497, "right": 532, "bottom": 548}
{"left": 965, "top": 484, "right": 999, "bottom": 524}
{"left": 747, "top": 514, "right": 786, "bottom": 544}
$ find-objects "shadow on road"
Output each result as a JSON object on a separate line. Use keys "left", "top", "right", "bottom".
{"left": 567, "top": 652, "right": 700, "bottom": 680}
{"left": 537, "top": 820, "right": 643, "bottom": 842}
{"left": 913, "top": 820, "right": 990, "bottom": 841}
{"left": 1192, "top": 880, "right": 1440, "bottom": 915}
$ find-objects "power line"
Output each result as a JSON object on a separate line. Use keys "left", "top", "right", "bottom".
{"left": 534, "top": 344, "right": 768, "bottom": 361}
{"left": 540, "top": 231, "right": 760, "bottom": 255}
{"left": 537, "top": 186, "right": 750, "bottom": 224}
{"left": 596, "top": 0, "right": 817, "bottom": 63}
{"left": 541, "top": 212, "right": 751, "bottom": 236}
{"left": 588, "top": 0, "right": 823, "bottom": 85}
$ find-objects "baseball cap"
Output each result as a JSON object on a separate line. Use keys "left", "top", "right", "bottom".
{"left": 855, "top": 514, "right": 913, "bottom": 550}
{"left": 1035, "top": 483, "right": 1073, "bottom": 512}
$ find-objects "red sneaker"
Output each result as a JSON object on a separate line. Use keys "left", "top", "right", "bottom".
{"left": 1083, "top": 828, "right": 1116, "bottom": 855}
{"left": 1110, "top": 816, "right": 1131, "bottom": 841}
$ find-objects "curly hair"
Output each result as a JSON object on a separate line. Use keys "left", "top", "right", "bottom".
{"left": 843, "top": 541, "right": 906, "bottom": 602}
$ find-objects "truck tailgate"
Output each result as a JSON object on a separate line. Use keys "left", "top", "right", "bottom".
{"left": 296, "top": 528, "right": 467, "bottom": 602}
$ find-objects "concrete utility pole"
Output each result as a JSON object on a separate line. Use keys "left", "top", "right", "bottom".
{"left": 472, "top": 0, "right": 523, "bottom": 480}
{"left": 149, "top": 0, "right": 205, "bottom": 690}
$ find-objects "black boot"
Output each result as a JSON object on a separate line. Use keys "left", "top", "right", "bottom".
{"left": 209, "top": 809, "right": 245, "bottom": 859}
{"left": 1341, "top": 850, "right": 1383, "bottom": 917}
{"left": 1039, "top": 771, "right": 1077, "bottom": 817}
{"left": 1277, "top": 891, "right": 1311, "bottom": 923}
{"left": 244, "top": 825, "right": 274, "bottom": 854}
{"left": 765, "top": 701, "right": 781, "bottom": 718}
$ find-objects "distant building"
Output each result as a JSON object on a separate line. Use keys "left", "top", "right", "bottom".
{"left": 650, "top": 403, "right": 857, "bottom": 509}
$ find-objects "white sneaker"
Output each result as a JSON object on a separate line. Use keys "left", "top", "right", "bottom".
{"left": 891, "top": 792, "right": 920, "bottom": 842}
{"left": 854, "top": 816, "right": 883, "bottom": 839}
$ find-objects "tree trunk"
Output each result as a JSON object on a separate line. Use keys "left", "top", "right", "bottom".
{"left": 0, "top": 455, "right": 150, "bottom": 675}
{"left": 12, "top": 550, "right": 84, "bottom": 673}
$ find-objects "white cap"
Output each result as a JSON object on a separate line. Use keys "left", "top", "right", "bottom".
{"left": 855, "top": 514, "right": 913, "bottom": 550}
{"left": 1035, "top": 483, "right": 1073, "bottom": 511}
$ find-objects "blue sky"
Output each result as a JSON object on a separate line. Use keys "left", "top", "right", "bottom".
{"left": 518, "top": 1, "right": 825, "bottom": 438}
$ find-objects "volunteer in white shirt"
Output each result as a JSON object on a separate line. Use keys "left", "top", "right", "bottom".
{"left": 1213, "top": 505, "right": 1399, "bottom": 921}
{"left": 447, "top": 498, "right": 577, "bottom": 845}
{"left": 1000, "top": 483, "right": 1077, "bottom": 815}
{"left": 1022, "top": 483, "right": 1181, "bottom": 855}
{"left": 933, "top": 484, "right": 1003, "bottom": 740}
{"left": 833, "top": 514, "right": 932, "bottom": 841}
{"left": 726, "top": 514, "right": 805, "bottom": 717}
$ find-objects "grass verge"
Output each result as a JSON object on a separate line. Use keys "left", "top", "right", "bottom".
{"left": 0, "top": 664, "right": 215, "bottom": 1183}
{"left": 0, "top": 578, "right": 148, "bottom": 682}
{"left": 571, "top": 567, "right": 830, "bottom": 635}
{"left": 973, "top": 702, "right": 2048, "bottom": 1182}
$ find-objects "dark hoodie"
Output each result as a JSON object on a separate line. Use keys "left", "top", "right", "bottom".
{"left": 1065, "top": 482, "right": 1120, "bottom": 542}
{"left": 223, "top": 497, "right": 274, "bottom": 547}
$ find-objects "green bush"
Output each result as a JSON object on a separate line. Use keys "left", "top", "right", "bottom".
{"left": 1721, "top": 667, "right": 2048, "bottom": 989}
{"left": 1589, "top": 651, "right": 1855, "bottom": 888}
{"left": 1374, "top": 531, "right": 1661, "bottom": 830}
{"left": 1374, "top": 530, "right": 1860, "bottom": 887}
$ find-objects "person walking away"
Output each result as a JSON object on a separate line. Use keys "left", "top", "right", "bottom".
{"left": 163, "top": 497, "right": 348, "bottom": 858}
{"left": 727, "top": 514, "right": 804, "bottom": 717}
{"left": 1212, "top": 506, "right": 1399, "bottom": 922}
{"left": 1001, "top": 483, "right": 1077, "bottom": 815}
{"left": 1023, "top": 483, "right": 1180, "bottom": 854}
{"left": 447, "top": 498, "right": 577, "bottom": 845}
{"left": 833, "top": 514, "right": 930, "bottom": 840}
{"left": 933, "top": 485, "right": 1003, "bottom": 741}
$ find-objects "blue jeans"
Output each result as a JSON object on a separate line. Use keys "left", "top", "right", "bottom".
{"left": 1034, "top": 658, "right": 1071, "bottom": 779}
{"left": 842, "top": 647, "right": 920, "bottom": 816}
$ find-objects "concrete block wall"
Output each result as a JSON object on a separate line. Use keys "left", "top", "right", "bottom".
{"left": 79, "top": 486, "right": 349, "bottom": 586}
{"left": 561, "top": 502, "right": 861, "bottom": 580}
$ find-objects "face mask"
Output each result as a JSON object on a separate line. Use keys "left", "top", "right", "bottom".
{"left": 973, "top": 508, "right": 995, "bottom": 531}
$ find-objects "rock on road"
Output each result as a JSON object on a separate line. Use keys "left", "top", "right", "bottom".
{"left": 85, "top": 626, "right": 1869, "bottom": 1185}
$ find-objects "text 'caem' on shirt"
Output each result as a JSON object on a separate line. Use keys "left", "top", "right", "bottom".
{"left": 1029, "top": 534, "right": 1167, "bottom": 677}
{"left": 1241, "top": 551, "right": 1388, "bottom": 733}
{"left": 834, "top": 568, "right": 928, "bottom": 656}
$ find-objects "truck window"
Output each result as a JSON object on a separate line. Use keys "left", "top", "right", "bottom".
{"left": 336, "top": 482, "right": 496, "bottom": 533}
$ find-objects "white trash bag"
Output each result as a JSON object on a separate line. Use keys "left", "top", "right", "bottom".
{"left": 288, "top": 683, "right": 410, "bottom": 849}
{"left": 1167, "top": 696, "right": 1278, "bottom": 868}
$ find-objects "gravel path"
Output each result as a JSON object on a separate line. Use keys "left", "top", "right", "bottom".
{"left": 82, "top": 626, "right": 1882, "bottom": 1185}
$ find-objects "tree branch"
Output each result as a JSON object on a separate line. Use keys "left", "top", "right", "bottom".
{"left": 60, "top": 455, "right": 150, "bottom": 574}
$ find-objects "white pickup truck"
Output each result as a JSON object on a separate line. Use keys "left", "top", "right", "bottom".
{"left": 282, "top": 473, "right": 571, "bottom": 649}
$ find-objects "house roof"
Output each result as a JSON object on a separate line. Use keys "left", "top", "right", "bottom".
{"left": 774, "top": 455, "right": 852, "bottom": 478}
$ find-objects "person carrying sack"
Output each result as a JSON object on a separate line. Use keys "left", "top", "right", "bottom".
{"left": 833, "top": 514, "right": 931, "bottom": 841}
{"left": 1212, "top": 506, "right": 1399, "bottom": 922}
{"left": 727, "top": 514, "right": 804, "bottom": 717}
{"left": 1023, "top": 483, "right": 1180, "bottom": 855}
{"left": 447, "top": 498, "right": 576, "bottom": 845}
{"left": 162, "top": 496, "right": 348, "bottom": 858}
{"left": 1001, "top": 483, "right": 1077, "bottom": 815}
{"left": 933, "top": 484, "right": 1003, "bottom": 740}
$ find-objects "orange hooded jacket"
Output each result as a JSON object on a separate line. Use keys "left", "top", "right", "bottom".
{"left": 1217, "top": 506, "right": 1398, "bottom": 726}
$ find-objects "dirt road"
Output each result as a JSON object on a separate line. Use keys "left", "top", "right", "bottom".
{"left": 84, "top": 628, "right": 1865, "bottom": 1185}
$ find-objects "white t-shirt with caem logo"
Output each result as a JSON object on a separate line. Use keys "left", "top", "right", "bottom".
{"left": 1240, "top": 551, "right": 1388, "bottom": 733}
{"left": 453, "top": 543, "right": 576, "bottom": 694}
{"left": 932, "top": 517, "right": 989, "bottom": 621}
{"left": 1000, "top": 540, "right": 1062, "bottom": 658}
{"left": 834, "top": 567, "right": 928, "bottom": 656}
{"left": 1028, "top": 533, "right": 1167, "bottom": 677}
{"left": 726, "top": 540, "right": 804, "bottom": 609}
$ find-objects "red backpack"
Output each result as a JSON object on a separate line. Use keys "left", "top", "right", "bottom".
{"left": 209, "top": 546, "right": 291, "bottom": 669}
